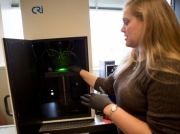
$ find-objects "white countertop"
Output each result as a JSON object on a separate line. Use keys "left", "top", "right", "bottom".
{"left": 0, "top": 125, "right": 16, "bottom": 134}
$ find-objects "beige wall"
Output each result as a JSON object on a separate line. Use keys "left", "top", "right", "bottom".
{"left": 0, "top": 67, "right": 14, "bottom": 124}
{"left": 20, "top": 0, "right": 91, "bottom": 39}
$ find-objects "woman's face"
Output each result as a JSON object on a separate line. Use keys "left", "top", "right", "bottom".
{"left": 121, "top": 6, "right": 144, "bottom": 48}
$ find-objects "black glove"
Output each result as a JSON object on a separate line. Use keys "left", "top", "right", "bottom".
{"left": 68, "top": 65, "right": 82, "bottom": 74}
{"left": 80, "top": 87, "right": 113, "bottom": 111}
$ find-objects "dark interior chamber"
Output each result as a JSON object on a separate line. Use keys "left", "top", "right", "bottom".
{"left": 3, "top": 36, "right": 91, "bottom": 123}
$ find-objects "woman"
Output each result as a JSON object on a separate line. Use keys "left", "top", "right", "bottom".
{"left": 69, "top": 0, "right": 180, "bottom": 133}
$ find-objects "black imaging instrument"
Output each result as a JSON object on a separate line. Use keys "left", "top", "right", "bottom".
{"left": 3, "top": 36, "right": 94, "bottom": 133}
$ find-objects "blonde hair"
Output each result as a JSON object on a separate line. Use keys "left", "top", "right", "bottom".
{"left": 114, "top": 0, "right": 180, "bottom": 82}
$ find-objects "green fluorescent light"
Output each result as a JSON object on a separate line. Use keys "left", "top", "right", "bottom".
{"left": 54, "top": 68, "right": 68, "bottom": 72}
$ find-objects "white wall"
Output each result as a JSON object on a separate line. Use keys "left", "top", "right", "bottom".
{"left": 167, "top": 0, "right": 171, "bottom": 4}
{"left": 0, "top": 0, "right": 23, "bottom": 65}
{"left": 0, "top": 1, "right": 23, "bottom": 39}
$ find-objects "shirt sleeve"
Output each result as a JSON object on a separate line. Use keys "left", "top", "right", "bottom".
{"left": 146, "top": 71, "right": 180, "bottom": 134}
{"left": 94, "top": 73, "right": 115, "bottom": 95}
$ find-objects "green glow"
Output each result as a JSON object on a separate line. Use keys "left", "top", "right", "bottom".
{"left": 54, "top": 68, "right": 68, "bottom": 72}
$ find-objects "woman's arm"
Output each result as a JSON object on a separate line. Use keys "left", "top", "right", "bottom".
{"left": 79, "top": 69, "right": 115, "bottom": 94}
{"left": 103, "top": 104, "right": 152, "bottom": 134}
{"left": 69, "top": 65, "right": 115, "bottom": 93}
{"left": 79, "top": 69, "right": 98, "bottom": 88}
{"left": 81, "top": 88, "right": 152, "bottom": 134}
{"left": 68, "top": 65, "right": 98, "bottom": 88}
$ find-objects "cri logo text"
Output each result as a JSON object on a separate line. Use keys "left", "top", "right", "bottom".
{"left": 32, "top": 6, "right": 43, "bottom": 14}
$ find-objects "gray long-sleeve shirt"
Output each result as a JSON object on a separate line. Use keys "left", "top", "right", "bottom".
{"left": 94, "top": 60, "right": 180, "bottom": 134}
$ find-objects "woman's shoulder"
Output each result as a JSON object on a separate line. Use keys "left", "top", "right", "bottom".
{"left": 154, "top": 58, "right": 180, "bottom": 66}
{"left": 150, "top": 59, "right": 180, "bottom": 84}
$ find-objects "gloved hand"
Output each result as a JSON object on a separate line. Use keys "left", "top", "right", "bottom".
{"left": 80, "top": 87, "right": 113, "bottom": 111}
{"left": 68, "top": 65, "right": 82, "bottom": 74}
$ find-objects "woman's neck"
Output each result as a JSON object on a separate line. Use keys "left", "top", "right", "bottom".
{"left": 137, "top": 47, "right": 146, "bottom": 62}
{"left": 137, "top": 56, "right": 145, "bottom": 62}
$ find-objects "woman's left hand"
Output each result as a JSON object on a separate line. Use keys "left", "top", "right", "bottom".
{"left": 80, "top": 87, "right": 113, "bottom": 111}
